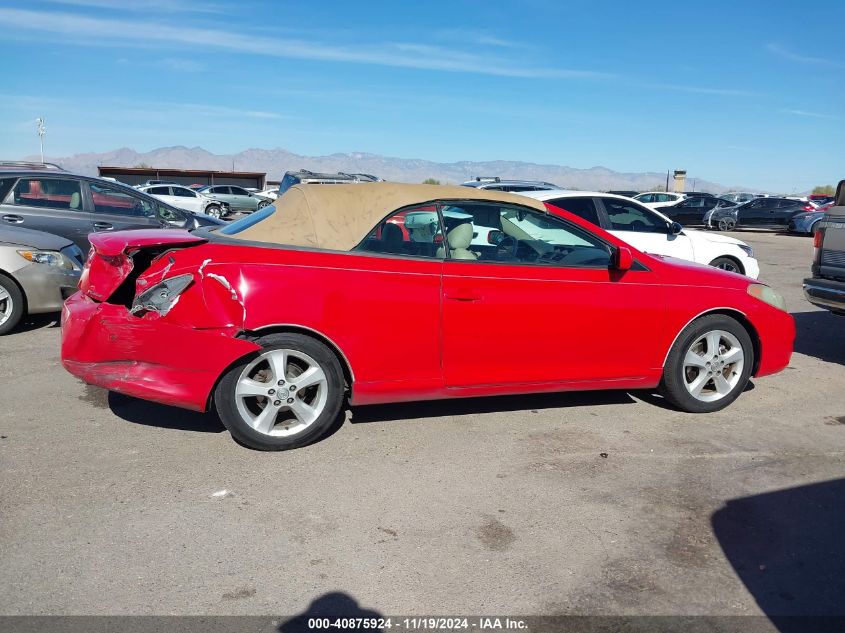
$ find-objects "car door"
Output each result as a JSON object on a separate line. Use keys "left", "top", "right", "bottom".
{"left": 229, "top": 186, "right": 257, "bottom": 212}
{"left": 774, "top": 199, "right": 801, "bottom": 225}
{"left": 736, "top": 198, "right": 766, "bottom": 225}
{"left": 440, "top": 201, "right": 665, "bottom": 386}
{"left": 204, "top": 186, "right": 231, "bottom": 208}
{"left": 0, "top": 175, "right": 92, "bottom": 250}
{"left": 170, "top": 186, "right": 202, "bottom": 213}
{"left": 597, "top": 197, "right": 695, "bottom": 261}
{"left": 83, "top": 180, "right": 163, "bottom": 247}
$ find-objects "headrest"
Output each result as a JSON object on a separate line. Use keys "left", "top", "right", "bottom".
{"left": 448, "top": 223, "right": 473, "bottom": 250}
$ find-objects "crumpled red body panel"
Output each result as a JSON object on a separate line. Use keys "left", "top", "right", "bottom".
{"left": 61, "top": 292, "right": 260, "bottom": 411}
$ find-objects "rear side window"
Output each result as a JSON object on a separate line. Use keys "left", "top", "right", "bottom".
{"left": 603, "top": 199, "right": 667, "bottom": 233}
{"left": 148, "top": 186, "right": 170, "bottom": 195}
{"left": 90, "top": 182, "right": 156, "bottom": 217}
{"left": 172, "top": 187, "right": 196, "bottom": 198}
{"left": 11, "top": 178, "right": 82, "bottom": 210}
{"left": 547, "top": 197, "right": 600, "bottom": 226}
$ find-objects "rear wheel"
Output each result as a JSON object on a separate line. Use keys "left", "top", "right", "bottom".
{"left": 660, "top": 314, "right": 754, "bottom": 413}
{"left": 214, "top": 333, "right": 345, "bottom": 450}
{"left": 709, "top": 256, "right": 743, "bottom": 274}
{"left": 0, "top": 275, "right": 24, "bottom": 335}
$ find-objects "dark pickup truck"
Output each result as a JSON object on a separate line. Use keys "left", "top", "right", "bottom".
{"left": 804, "top": 179, "right": 845, "bottom": 315}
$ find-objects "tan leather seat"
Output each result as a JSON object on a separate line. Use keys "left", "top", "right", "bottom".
{"left": 437, "top": 223, "right": 477, "bottom": 260}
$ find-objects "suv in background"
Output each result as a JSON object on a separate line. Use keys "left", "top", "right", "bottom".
{"left": 804, "top": 179, "right": 845, "bottom": 315}
{"left": 0, "top": 171, "right": 224, "bottom": 252}
{"left": 277, "top": 170, "right": 382, "bottom": 197}
{"left": 461, "top": 177, "right": 559, "bottom": 192}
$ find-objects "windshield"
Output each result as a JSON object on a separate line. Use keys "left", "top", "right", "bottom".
{"left": 218, "top": 203, "right": 277, "bottom": 235}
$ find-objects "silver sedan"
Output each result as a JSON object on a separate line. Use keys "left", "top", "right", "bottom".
{"left": 0, "top": 225, "right": 83, "bottom": 334}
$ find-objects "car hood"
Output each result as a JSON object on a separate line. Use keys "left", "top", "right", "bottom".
{"left": 0, "top": 225, "right": 74, "bottom": 250}
{"left": 683, "top": 228, "right": 747, "bottom": 248}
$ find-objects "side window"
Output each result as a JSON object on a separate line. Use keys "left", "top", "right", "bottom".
{"left": 157, "top": 203, "right": 184, "bottom": 222}
{"left": 441, "top": 202, "right": 611, "bottom": 268}
{"left": 0, "top": 177, "right": 17, "bottom": 201}
{"left": 547, "top": 197, "right": 600, "bottom": 226}
{"left": 603, "top": 199, "right": 668, "bottom": 233}
{"left": 148, "top": 186, "right": 170, "bottom": 195}
{"left": 172, "top": 187, "right": 196, "bottom": 198}
{"left": 685, "top": 197, "right": 706, "bottom": 208}
{"left": 355, "top": 204, "right": 445, "bottom": 259}
{"left": 90, "top": 182, "right": 155, "bottom": 217}
{"left": 636, "top": 194, "right": 654, "bottom": 203}
{"left": 11, "top": 178, "right": 82, "bottom": 210}
{"left": 230, "top": 186, "right": 248, "bottom": 196}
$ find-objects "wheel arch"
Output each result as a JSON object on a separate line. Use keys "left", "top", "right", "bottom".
{"left": 663, "top": 308, "right": 762, "bottom": 376}
{"left": 709, "top": 255, "right": 745, "bottom": 275}
{"left": 203, "top": 324, "right": 354, "bottom": 412}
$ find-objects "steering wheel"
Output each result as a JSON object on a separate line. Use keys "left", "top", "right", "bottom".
{"left": 495, "top": 235, "right": 518, "bottom": 260}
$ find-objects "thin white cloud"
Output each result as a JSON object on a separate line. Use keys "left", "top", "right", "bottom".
{"left": 160, "top": 57, "right": 207, "bottom": 72}
{"left": 434, "top": 28, "right": 527, "bottom": 49}
{"left": 781, "top": 109, "right": 840, "bottom": 120}
{"left": 42, "top": 0, "right": 224, "bottom": 13}
{"left": 644, "top": 83, "right": 758, "bottom": 97}
{"left": 0, "top": 8, "right": 611, "bottom": 80}
{"left": 766, "top": 43, "right": 840, "bottom": 66}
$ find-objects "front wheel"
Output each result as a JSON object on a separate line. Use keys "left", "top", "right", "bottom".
{"left": 660, "top": 314, "right": 754, "bottom": 413}
{"left": 709, "top": 256, "right": 743, "bottom": 275}
{"left": 0, "top": 275, "right": 24, "bottom": 335}
{"left": 214, "top": 333, "right": 345, "bottom": 450}
{"left": 717, "top": 216, "right": 736, "bottom": 231}
{"left": 205, "top": 204, "right": 224, "bottom": 220}
{"left": 257, "top": 200, "right": 270, "bottom": 210}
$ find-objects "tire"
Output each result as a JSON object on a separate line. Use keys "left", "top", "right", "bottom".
{"left": 205, "top": 204, "right": 223, "bottom": 220}
{"left": 660, "top": 314, "right": 754, "bottom": 413}
{"left": 717, "top": 216, "right": 736, "bottom": 231}
{"left": 257, "top": 200, "right": 270, "bottom": 210}
{"left": 709, "top": 256, "right": 743, "bottom": 275}
{"left": 214, "top": 333, "right": 345, "bottom": 450}
{"left": 0, "top": 274, "right": 25, "bottom": 335}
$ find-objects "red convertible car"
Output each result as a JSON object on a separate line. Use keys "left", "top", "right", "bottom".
{"left": 62, "top": 183, "right": 794, "bottom": 450}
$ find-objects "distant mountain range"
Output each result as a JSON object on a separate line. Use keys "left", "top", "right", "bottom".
{"left": 28, "top": 146, "right": 751, "bottom": 193}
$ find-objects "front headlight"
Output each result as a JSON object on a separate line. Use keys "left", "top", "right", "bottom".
{"left": 17, "top": 250, "right": 79, "bottom": 270}
{"left": 738, "top": 244, "right": 754, "bottom": 258}
{"left": 747, "top": 284, "right": 787, "bottom": 312}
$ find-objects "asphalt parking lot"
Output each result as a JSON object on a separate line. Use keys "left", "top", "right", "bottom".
{"left": 1, "top": 230, "right": 843, "bottom": 618}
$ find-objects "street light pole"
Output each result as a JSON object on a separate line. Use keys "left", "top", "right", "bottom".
{"left": 35, "top": 118, "right": 46, "bottom": 164}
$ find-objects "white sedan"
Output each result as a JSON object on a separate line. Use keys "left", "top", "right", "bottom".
{"left": 518, "top": 190, "right": 760, "bottom": 278}
{"left": 136, "top": 184, "right": 229, "bottom": 218}
{"left": 633, "top": 191, "right": 687, "bottom": 210}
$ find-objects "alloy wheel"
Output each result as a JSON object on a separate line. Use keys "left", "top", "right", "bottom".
{"left": 714, "top": 260, "right": 740, "bottom": 273}
{"left": 233, "top": 348, "right": 329, "bottom": 437}
{"left": 718, "top": 217, "right": 736, "bottom": 231}
{"left": 0, "top": 286, "right": 12, "bottom": 327}
{"left": 682, "top": 330, "right": 745, "bottom": 402}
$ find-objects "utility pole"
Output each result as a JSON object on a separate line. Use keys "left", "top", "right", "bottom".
{"left": 36, "top": 118, "right": 46, "bottom": 164}
{"left": 665, "top": 169, "right": 670, "bottom": 192}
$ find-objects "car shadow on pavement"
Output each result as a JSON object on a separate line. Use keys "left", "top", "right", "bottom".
{"left": 279, "top": 591, "right": 384, "bottom": 632}
{"left": 14, "top": 312, "right": 60, "bottom": 333}
{"left": 792, "top": 311, "right": 845, "bottom": 365}
{"left": 349, "top": 389, "right": 638, "bottom": 424}
{"left": 712, "top": 478, "right": 845, "bottom": 631}
{"left": 108, "top": 391, "right": 225, "bottom": 433}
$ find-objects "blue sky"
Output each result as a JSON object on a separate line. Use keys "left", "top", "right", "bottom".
{"left": 1, "top": 0, "right": 843, "bottom": 191}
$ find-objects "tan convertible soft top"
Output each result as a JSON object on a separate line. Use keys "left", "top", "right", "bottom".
{"left": 229, "top": 182, "right": 548, "bottom": 251}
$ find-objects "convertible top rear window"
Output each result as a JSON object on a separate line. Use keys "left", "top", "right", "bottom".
{"left": 219, "top": 204, "right": 277, "bottom": 235}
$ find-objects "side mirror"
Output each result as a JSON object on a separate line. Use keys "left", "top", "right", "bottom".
{"left": 670, "top": 222, "right": 683, "bottom": 235}
{"left": 613, "top": 246, "right": 634, "bottom": 271}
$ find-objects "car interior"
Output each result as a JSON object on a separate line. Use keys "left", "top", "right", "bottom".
{"left": 358, "top": 202, "right": 612, "bottom": 267}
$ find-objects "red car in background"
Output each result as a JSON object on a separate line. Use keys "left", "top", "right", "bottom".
{"left": 62, "top": 184, "right": 794, "bottom": 450}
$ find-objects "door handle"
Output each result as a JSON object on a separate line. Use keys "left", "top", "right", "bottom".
{"left": 2, "top": 214, "right": 23, "bottom": 223}
{"left": 445, "top": 291, "right": 482, "bottom": 302}
{"left": 92, "top": 222, "right": 113, "bottom": 230}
